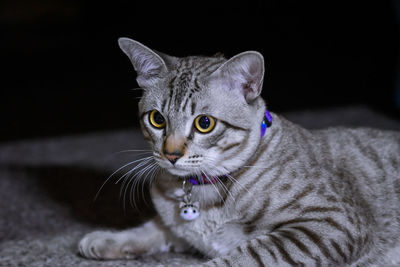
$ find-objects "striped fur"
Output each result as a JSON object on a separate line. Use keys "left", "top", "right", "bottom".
{"left": 79, "top": 38, "right": 400, "bottom": 266}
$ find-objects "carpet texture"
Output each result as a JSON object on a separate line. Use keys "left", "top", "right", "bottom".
{"left": 1, "top": 106, "right": 399, "bottom": 267}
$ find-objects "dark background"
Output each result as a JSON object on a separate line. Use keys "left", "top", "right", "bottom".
{"left": 1, "top": 0, "right": 399, "bottom": 142}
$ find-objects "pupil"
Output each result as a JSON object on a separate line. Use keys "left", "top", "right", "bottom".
{"left": 199, "top": 116, "right": 210, "bottom": 129}
{"left": 154, "top": 112, "right": 164, "bottom": 124}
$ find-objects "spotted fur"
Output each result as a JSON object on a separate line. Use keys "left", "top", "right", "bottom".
{"left": 79, "top": 38, "right": 400, "bottom": 266}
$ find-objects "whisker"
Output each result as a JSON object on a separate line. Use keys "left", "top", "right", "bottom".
{"left": 94, "top": 156, "right": 153, "bottom": 201}
{"left": 193, "top": 169, "right": 206, "bottom": 204}
{"left": 216, "top": 176, "right": 235, "bottom": 202}
{"left": 148, "top": 165, "right": 160, "bottom": 189}
{"left": 202, "top": 158, "right": 251, "bottom": 196}
{"left": 225, "top": 173, "right": 251, "bottom": 195}
{"left": 130, "top": 161, "right": 157, "bottom": 209}
{"left": 139, "top": 162, "right": 159, "bottom": 208}
{"left": 202, "top": 171, "right": 225, "bottom": 205}
{"left": 123, "top": 166, "right": 147, "bottom": 212}
{"left": 116, "top": 157, "right": 153, "bottom": 185}
{"left": 197, "top": 156, "right": 231, "bottom": 204}
{"left": 110, "top": 150, "right": 153, "bottom": 157}
{"left": 127, "top": 159, "right": 157, "bottom": 210}
{"left": 118, "top": 159, "right": 153, "bottom": 207}
{"left": 204, "top": 167, "right": 235, "bottom": 203}
{"left": 119, "top": 158, "right": 153, "bottom": 207}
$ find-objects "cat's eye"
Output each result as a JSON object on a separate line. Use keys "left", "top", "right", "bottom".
{"left": 149, "top": 110, "right": 166, "bottom": 129}
{"left": 194, "top": 115, "right": 216, "bottom": 133}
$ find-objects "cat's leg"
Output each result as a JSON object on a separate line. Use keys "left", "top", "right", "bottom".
{"left": 203, "top": 235, "right": 324, "bottom": 266}
{"left": 203, "top": 221, "right": 366, "bottom": 266}
{"left": 79, "top": 217, "right": 187, "bottom": 260}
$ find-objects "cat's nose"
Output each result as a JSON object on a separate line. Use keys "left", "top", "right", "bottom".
{"left": 163, "top": 133, "right": 186, "bottom": 165}
{"left": 164, "top": 151, "right": 183, "bottom": 165}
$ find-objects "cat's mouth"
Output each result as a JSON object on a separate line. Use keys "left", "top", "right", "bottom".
{"left": 157, "top": 158, "right": 230, "bottom": 184}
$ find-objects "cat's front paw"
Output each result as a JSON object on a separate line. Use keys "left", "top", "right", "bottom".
{"left": 79, "top": 231, "right": 142, "bottom": 260}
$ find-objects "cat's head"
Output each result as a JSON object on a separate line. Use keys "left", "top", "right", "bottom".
{"left": 119, "top": 38, "right": 266, "bottom": 179}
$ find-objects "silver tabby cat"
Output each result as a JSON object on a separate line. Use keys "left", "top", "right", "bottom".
{"left": 79, "top": 38, "right": 400, "bottom": 266}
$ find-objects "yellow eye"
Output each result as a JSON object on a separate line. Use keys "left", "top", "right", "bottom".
{"left": 149, "top": 110, "right": 166, "bottom": 128}
{"left": 194, "top": 115, "right": 216, "bottom": 133}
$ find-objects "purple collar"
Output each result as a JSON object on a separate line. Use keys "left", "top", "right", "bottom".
{"left": 188, "top": 174, "right": 228, "bottom": 185}
{"left": 188, "top": 110, "right": 272, "bottom": 186}
{"left": 260, "top": 109, "right": 272, "bottom": 138}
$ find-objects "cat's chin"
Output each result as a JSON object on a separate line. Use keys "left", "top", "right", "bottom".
{"left": 164, "top": 167, "right": 193, "bottom": 177}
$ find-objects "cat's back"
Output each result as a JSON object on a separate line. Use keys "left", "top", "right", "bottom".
{"left": 311, "top": 126, "right": 400, "bottom": 264}
{"left": 315, "top": 126, "right": 400, "bottom": 173}
{"left": 314, "top": 126, "right": 400, "bottom": 230}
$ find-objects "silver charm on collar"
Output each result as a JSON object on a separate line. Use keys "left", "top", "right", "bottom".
{"left": 179, "top": 179, "right": 200, "bottom": 221}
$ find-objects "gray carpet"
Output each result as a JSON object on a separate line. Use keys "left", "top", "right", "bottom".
{"left": 1, "top": 106, "right": 399, "bottom": 267}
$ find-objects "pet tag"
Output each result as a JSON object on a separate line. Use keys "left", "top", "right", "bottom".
{"left": 179, "top": 179, "right": 200, "bottom": 221}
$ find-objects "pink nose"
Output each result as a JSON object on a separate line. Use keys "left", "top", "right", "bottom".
{"left": 163, "top": 134, "right": 186, "bottom": 165}
{"left": 165, "top": 154, "right": 181, "bottom": 164}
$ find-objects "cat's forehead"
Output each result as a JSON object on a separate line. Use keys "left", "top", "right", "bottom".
{"left": 143, "top": 56, "right": 226, "bottom": 113}
{"left": 175, "top": 55, "right": 226, "bottom": 70}
{"left": 171, "top": 56, "right": 226, "bottom": 88}
{"left": 166, "top": 60, "right": 219, "bottom": 113}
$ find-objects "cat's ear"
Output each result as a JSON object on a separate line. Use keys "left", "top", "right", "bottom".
{"left": 118, "top": 38, "right": 171, "bottom": 87}
{"left": 210, "top": 51, "right": 265, "bottom": 103}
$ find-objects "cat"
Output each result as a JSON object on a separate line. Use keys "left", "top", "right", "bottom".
{"left": 79, "top": 38, "right": 400, "bottom": 266}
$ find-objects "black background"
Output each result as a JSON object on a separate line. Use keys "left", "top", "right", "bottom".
{"left": 1, "top": 0, "right": 399, "bottom": 142}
